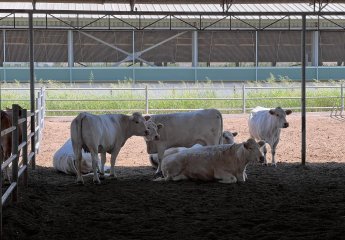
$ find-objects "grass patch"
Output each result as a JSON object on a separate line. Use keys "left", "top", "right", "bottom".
{"left": 1, "top": 78, "right": 344, "bottom": 116}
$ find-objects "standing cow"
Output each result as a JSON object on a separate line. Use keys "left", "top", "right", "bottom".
{"left": 148, "top": 130, "right": 238, "bottom": 169}
{"left": 145, "top": 109, "right": 223, "bottom": 177}
{"left": 160, "top": 138, "right": 265, "bottom": 183}
{"left": 71, "top": 112, "right": 154, "bottom": 184}
{"left": 54, "top": 119, "right": 161, "bottom": 176}
{"left": 248, "top": 106, "right": 292, "bottom": 166}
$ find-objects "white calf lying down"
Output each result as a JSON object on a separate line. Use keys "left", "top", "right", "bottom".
{"left": 53, "top": 139, "right": 101, "bottom": 175}
{"left": 149, "top": 131, "right": 238, "bottom": 169}
{"left": 160, "top": 139, "right": 265, "bottom": 183}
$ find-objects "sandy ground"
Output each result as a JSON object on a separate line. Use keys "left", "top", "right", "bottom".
{"left": 37, "top": 112, "right": 345, "bottom": 167}
{"left": 3, "top": 112, "right": 345, "bottom": 240}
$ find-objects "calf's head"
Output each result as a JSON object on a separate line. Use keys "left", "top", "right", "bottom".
{"left": 222, "top": 131, "right": 238, "bottom": 144}
{"left": 269, "top": 107, "right": 292, "bottom": 128}
{"left": 129, "top": 112, "right": 151, "bottom": 137}
{"left": 243, "top": 138, "right": 265, "bottom": 163}
{"left": 143, "top": 117, "right": 163, "bottom": 141}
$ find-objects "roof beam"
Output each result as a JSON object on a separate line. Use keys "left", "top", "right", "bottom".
{"left": 2, "top": 9, "right": 345, "bottom": 16}
{"left": 0, "top": 1, "right": 344, "bottom": 3}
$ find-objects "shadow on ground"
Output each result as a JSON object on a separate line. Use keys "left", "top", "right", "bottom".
{"left": 3, "top": 162, "right": 345, "bottom": 240}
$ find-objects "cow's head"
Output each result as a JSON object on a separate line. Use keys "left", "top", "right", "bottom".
{"left": 269, "top": 107, "right": 292, "bottom": 128}
{"left": 222, "top": 131, "right": 238, "bottom": 144}
{"left": 243, "top": 138, "right": 265, "bottom": 163}
{"left": 144, "top": 116, "right": 164, "bottom": 141}
{"left": 129, "top": 112, "right": 151, "bottom": 137}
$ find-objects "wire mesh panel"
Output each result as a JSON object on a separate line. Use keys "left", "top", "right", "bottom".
{"left": 34, "top": 30, "right": 68, "bottom": 62}
{"left": 320, "top": 31, "right": 345, "bottom": 66}
{"left": 258, "top": 31, "right": 312, "bottom": 66}
{"left": 134, "top": 30, "right": 192, "bottom": 66}
{"left": 5, "top": 30, "right": 30, "bottom": 62}
{"left": 198, "top": 31, "right": 256, "bottom": 66}
{"left": 74, "top": 31, "right": 132, "bottom": 64}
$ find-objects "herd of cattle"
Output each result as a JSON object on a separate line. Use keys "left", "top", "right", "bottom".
{"left": 1, "top": 106, "right": 292, "bottom": 185}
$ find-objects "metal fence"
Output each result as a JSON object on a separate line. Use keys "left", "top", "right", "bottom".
{"left": 1, "top": 84, "right": 344, "bottom": 116}
{"left": 0, "top": 88, "right": 45, "bottom": 235}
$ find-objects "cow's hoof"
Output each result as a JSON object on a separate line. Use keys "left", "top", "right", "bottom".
{"left": 154, "top": 171, "right": 163, "bottom": 179}
{"left": 99, "top": 173, "right": 105, "bottom": 180}
{"left": 76, "top": 180, "right": 84, "bottom": 185}
{"left": 93, "top": 179, "right": 101, "bottom": 185}
{"left": 153, "top": 177, "right": 165, "bottom": 182}
{"left": 109, "top": 174, "right": 118, "bottom": 180}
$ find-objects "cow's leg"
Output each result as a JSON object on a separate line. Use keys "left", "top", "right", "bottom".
{"left": 154, "top": 147, "right": 165, "bottom": 178}
{"left": 261, "top": 144, "right": 268, "bottom": 165}
{"left": 172, "top": 174, "right": 188, "bottom": 181}
{"left": 75, "top": 151, "right": 84, "bottom": 184}
{"left": 236, "top": 172, "right": 245, "bottom": 182}
{"left": 109, "top": 148, "right": 121, "bottom": 179}
{"left": 271, "top": 140, "right": 279, "bottom": 166}
{"left": 99, "top": 152, "right": 106, "bottom": 180}
{"left": 91, "top": 152, "right": 101, "bottom": 184}
{"left": 219, "top": 174, "right": 237, "bottom": 184}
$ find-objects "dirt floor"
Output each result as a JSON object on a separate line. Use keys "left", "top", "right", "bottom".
{"left": 3, "top": 113, "right": 345, "bottom": 240}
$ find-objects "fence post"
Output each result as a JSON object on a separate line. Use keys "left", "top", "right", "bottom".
{"left": 11, "top": 104, "right": 19, "bottom": 203}
{"left": 36, "top": 93, "right": 41, "bottom": 154}
{"left": 22, "top": 109, "right": 28, "bottom": 187}
{"left": 39, "top": 88, "right": 44, "bottom": 142}
{"left": 0, "top": 117, "right": 2, "bottom": 238}
{"left": 242, "top": 84, "right": 246, "bottom": 113}
{"left": 145, "top": 85, "right": 149, "bottom": 115}
{"left": 42, "top": 87, "right": 46, "bottom": 130}
{"left": 341, "top": 83, "right": 344, "bottom": 113}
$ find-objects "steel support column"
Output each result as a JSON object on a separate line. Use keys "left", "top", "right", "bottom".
{"left": 68, "top": 30, "right": 74, "bottom": 67}
{"left": 192, "top": 30, "right": 198, "bottom": 67}
{"left": 29, "top": 11, "right": 36, "bottom": 169}
{"left": 255, "top": 30, "right": 258, "bottom": 81}
{"left": 312, "top": 30, "right": 319, "bottom": 80}
{"left": 301, "top": 14, "right": 306, "bottom": 166}
{"left": 2, "top": 29, "right": 6, "bottom": 80}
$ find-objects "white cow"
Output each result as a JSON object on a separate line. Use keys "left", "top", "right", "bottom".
{"left": 248, "top": 106, "right": 292, "bottom": 166}
{"left": 53, "top": 139, "right": 94, "bottom": 175}
{"left": 145, "top": 109, "right": 223, "bottom": 177}
{"left": 71, "top": 112, "right": 154, "bottom": 184}
{"left": 148, "top": 130, "right": 238, "bottom": 169}
{"left": 160, "top": 138, "right": 265, "bottom": 183}
{"left": 54, "top": 120, "right": 161, "bottom": 176}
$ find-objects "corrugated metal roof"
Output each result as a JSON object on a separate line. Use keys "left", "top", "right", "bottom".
{"left": 0, "top": 2, "right": 345, "bottom": 13}
{"left": 1, "top": 3, "right": 345, "bottom": 22}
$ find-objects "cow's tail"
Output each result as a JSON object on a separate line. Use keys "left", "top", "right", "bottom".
{"left": 71, "top": 113, "right": 86, "bottom": 183}
{"left": 217, "top": 109, "right": 224, "bottom": 144}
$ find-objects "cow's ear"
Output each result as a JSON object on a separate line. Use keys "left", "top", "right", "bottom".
{"left": 232, "top": 132, "right": 238, "bottom": 137}
{"left": 285, "top": 109, "right": 292, "bottom": 115}
{"left": 157, "top": 123, "right": 164, "bottom": 129}
{"left": 269, "top": 109, "right": 275, "bottom": 115}
{"left": 144, "top": 115, "right": 151, "bottom": 121}
{"left": 258, "top": 140, "right": 265, "bottom": 147}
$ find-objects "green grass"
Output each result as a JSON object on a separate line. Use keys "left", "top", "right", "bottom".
{"left": 1, "top": 78, "right": 344, "bottom": 116}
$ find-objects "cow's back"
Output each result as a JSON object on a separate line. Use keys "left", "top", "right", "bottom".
{"left": 150, "top": 109, "right": 223, "bottom": 151}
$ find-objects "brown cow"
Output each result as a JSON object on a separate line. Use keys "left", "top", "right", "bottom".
{"left": 1, "top": 107, "right": 23, "bottom": 183}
